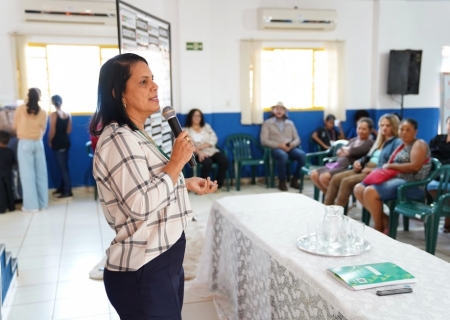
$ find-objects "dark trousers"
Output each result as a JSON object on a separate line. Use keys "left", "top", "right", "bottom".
{"left": 272, "top": 148, "right": 306, "bottom": 181}
{"left": 53, "top": 148, "right": 72, "bottom": 195}
{"left": 0, "top": 176, "right": 15, "bottom": 213}
{"left": 104, "top": 232, "right": 186, "bottom": 320}
{"left": 197, "top": 151, "right": 229, "bottom": 188}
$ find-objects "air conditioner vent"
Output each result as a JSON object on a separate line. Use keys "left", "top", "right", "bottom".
{"left": 259, "top": 8, "right": 337, "bottom": 31}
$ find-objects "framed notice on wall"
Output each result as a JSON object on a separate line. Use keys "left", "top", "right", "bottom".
{"left": 116, "top": 1, "right": 173, "bottom": 154}
{"left": 441, "top": 73, "right": 450, "bottom": 134}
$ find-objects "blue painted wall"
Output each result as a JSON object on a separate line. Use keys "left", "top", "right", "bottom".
{"left": 44, "top": 115, "right": 93, "bottom": 189}
{"left": 43, "top": 107, "right": 440, "bottom": 188}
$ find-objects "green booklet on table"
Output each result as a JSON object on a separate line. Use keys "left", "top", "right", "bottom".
{"left": 327, "top": 262, "right": 417, "bottom": 291}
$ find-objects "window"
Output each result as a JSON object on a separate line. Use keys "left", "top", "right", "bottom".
{"left": 25, "top": 44, "right": 119, "bottom": 114}
{"left": 260, "top": 48, "right": 327, "bottom": 109}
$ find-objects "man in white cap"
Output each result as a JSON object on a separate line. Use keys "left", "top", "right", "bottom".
{"left": 260, "top": 102, "right": 306, "bottom": 191}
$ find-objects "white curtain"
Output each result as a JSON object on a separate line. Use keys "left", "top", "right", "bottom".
{"left": 12, "top": 34, "right": 28, "bottom": 100}
{"left": 240, "top": 40, "right": 264, "bottom": 125}
{"left": 323, "top": 41, "right": 346, "bottom": 121}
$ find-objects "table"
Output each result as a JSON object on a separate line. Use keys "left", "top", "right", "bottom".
{"left": 190, "top": 193, "right": 450, "bottom": 320}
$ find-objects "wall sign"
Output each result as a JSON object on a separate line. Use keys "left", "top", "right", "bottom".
{"left": 186, "top": 42, "right": 203, "bottom": 51}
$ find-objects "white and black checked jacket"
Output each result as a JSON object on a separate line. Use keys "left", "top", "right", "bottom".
{"left": 93, "top": 123, "right": 193, "bottom": 271}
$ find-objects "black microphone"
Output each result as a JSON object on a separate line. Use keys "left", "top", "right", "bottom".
{"left": 162, "top": 106, "right": 197, "bottom": 168}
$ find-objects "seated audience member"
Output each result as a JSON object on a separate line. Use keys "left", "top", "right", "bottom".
{"left": 311, "top": 118, "right": 374, "bottom": 195}
{"left": 324, "top": 114, "right": 401, "bottom": 206}
{"left": 311, "top": 114, "right": 345, "bottom": 151}
{"left": 0, "top": 130, "right": 16, "bottom": 213}
{"left": 184, "top": 109, "right": 228, "bottom": 191}
{"left": 346, "top": 109, "right": 378, "bottom": 140}
{"left": 260, "top": 102, "right": 306, "bottom": 191}
{"left": 354, "top": 118, "right": 431, "bottom": 233}
{"left": 427, "top": 116, "right": 450, "bottom": 232}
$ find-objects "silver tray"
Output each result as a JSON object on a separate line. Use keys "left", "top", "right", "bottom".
{"left": 296, "top": 235, "right": 371, "bottom": 257}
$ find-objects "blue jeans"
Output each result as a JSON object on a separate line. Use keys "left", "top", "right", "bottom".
{"left": 272, "top": 148, "right": 306, "bottom": 181}
{"left": 362, "top": 178, "right": 424, "bottom": 202}
{"left": 53, "top": 148, "right": 72, "bottom": 195}
{"left": 18, "top": 140, "right": 48, "bottom": 210}
{"left": 427, "top": 180, "right": 450, "bottom": 192}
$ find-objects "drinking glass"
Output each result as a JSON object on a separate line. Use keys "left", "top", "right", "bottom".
{"left": 350, "top": 221, "right": 365, "bottom": 254}
{"left": 317, "top": 220, "right": 329, "bottom": 253}
{"left": 341, "top": 216, "right": 352, "bottom": 254}
{"left": 322, "top": 205, "right": 344, "bottom": 252}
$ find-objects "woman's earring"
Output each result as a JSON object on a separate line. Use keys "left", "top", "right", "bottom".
{"left": 123, "top": 102, "right": 127, "bottom": 109}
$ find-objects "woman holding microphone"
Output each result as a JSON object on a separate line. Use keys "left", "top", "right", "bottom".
{"left": 90, "top": 53, "right": 217, "bottom": 319}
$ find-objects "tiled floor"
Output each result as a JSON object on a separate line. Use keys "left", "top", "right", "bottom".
{"left": 1, "top": 180, "right": 449, "bottom": 319}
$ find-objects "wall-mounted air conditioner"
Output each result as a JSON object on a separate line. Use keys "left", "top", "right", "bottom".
{"left": 259, "top": 8, "right": 337, "bottom": 31}
{"left": 22, "top": 0, "right": 117, "bottom": 25}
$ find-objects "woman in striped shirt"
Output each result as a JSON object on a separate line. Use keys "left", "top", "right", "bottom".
{"left": 90, "top": 53, "right": 217, "bottom": 320}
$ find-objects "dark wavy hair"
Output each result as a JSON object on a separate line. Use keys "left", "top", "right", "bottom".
{"left": 51, "top": 95, "right": 63, "bottom": 108}
{"left": 184, "top": 108, "right": 205, "bottom": 128}
{"left": 89, "top": 53, "right": 148, "bottom": 136}
{"left": 401, "top": 118, "right": 418, "bottom": 130}
{"left": 354, "top": 109, "right": 370, "bottom": 123}
{"left": 26, "top": 88, "right": 41, "bottom": 115}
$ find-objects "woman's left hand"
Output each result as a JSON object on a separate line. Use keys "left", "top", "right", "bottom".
{"left": 382, "top": 163, "right": 391, "bottom": 169}
{"left": 186, "top": 177, "right": 218, "bottom": 195}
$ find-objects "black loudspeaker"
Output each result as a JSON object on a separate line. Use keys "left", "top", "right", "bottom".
{"left": 387, "top": 50, "right": 422, "bottom": 95}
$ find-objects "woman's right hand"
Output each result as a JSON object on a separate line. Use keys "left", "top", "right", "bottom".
{"left": 171, "top": 131, "right": 196, "bottom": 166}
{"left": 353, "top": 161, "right": 362, "bottom": 172}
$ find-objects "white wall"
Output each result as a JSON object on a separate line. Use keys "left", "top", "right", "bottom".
{"left": 178, "top": 0, "right": 375, "bottom": 114}
{"left": 375, "top": 0, "right": 450, "bottom": 109}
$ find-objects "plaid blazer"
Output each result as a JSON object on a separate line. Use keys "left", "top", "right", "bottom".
{"left": 93, "top": 123, "right": 193, "bottom": 271}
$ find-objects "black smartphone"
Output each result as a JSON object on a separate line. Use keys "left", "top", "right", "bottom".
{"left": 376, "top": 287, "right": 413, "bottom": 296}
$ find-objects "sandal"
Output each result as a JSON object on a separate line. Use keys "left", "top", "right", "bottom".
{"left": 444, "top": 225, "right": 450, "bottom": 233}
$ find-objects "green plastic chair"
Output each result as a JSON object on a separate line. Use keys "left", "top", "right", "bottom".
{"left": 193, "top": 146, "right": 230, "bottom": 191}
{"left": 86, "top": 141, "right": 98, "bottom": 201}
{"left": 393, "top": 163, "right": 450, "bottom": 255}
{"left": 225, "top": 134, "right": 270, "bottom": 191}
{"left": 299, "top": 140, "right": 348, "bottom": 199}
{"left": 309, "top": 136, "right": 323, "bottom": 153}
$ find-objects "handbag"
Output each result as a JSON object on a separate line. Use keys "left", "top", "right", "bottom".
{"left": 362, "top": 168, "right": 401, "bottom": 185}
{"left": 362, "top": 144, "right": 405, "bottom": 185}
{"left": 325, "top": 162, "right": 341, "bottom": 170}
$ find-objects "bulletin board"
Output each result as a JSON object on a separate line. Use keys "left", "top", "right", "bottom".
{"left": 116, "top": 1, "right": 173, "bottom": 154}
{"left": 441, "top": 73, "right": 450, "bottom": 133}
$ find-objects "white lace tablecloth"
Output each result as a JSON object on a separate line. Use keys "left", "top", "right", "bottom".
{"left": 190, "top": 193, "right": 450, "bottom": 320}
